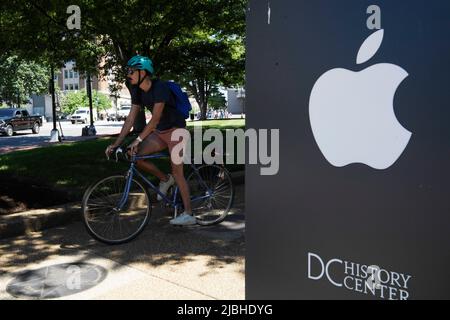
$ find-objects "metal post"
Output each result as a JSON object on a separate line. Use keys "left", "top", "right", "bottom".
{"left": 84, "top": 73, "right": 96, "bottom": 136}
{"left": 87, "top": 73, "right": 94, "bottom": 125}
{"left": 51, "top": 67, "right": 57, "bottom": 130}
{"left": 49, "top": 66, "right": 60, "bottom": 142}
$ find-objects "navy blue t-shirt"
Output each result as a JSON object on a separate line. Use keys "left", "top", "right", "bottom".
{"left": 131, "top": 79, "right": 186, "bottom": 131}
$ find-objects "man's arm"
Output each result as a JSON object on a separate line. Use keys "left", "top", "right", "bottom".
{"left": 111, "top": 104, "right": 141, "bottom": 147}
{"left": 136, "top": 102, "right": 165, "bottom": 140}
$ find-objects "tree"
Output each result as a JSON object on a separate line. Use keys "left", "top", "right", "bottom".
{"left": 60, "top": 89, "right": 111, "bottom": 115}
{"left": 1, "top": 0, "right": 246, "bottom": 122}
{"left": 82, "top": 0, "right": 246, "bottom": 122}
{"left": 92, "top": 90, "right": 113, "bottom": 113}
{"left": 0, "top": 55, "right": 49, "bottom": 107}
{"left": 163, "top": 31, "right": 245, "bottom": 119}
{"left": 208, "top": 88, "right": 227, "bottom": 111}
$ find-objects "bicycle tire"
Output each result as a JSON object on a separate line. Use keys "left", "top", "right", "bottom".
{"left": 82, "top": 175, "right": 151, "bottom": 245}
{"left": 185, "top": 164, "right": 234, "bottom": 226}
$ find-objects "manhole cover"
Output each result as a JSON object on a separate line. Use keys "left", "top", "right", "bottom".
{"left": 7, "top": 263, "right": 107, "bottom": 299}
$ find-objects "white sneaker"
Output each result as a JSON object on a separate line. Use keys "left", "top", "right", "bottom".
{"left": 170, "top": 212, "right": 197, "bottom": 226}
{"left": 157, "top": 174, "right": 175, "bottom": 201}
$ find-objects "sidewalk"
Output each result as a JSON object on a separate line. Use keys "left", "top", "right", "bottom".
{"left": 0, "top": 184, "right": 245, "bottom": 300}
{"left": 0, "top": 171, "right": 245, "bottom": 240}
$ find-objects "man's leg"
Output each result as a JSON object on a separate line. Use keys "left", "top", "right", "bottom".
{"left": 170, "top": 160, "right": 192, "bottom": 214}
{"left": 165, "top": 128, "right": 192, "bottom": 214}
{"left": 133, "top": 133, "right": 169, "bottom": 182}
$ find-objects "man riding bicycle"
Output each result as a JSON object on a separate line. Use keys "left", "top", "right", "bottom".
{"left": 105, "top": 55, "right": 196, "bottom": 226}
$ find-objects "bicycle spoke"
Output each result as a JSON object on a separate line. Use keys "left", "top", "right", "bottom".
{"left": 86, "top": 204, "right": 114, "bottom": 211}
{"left": 213, "top": 180, "right": 228, "bottom": 190}
{"left": 213, "top": 185, "right": 230, "bottom": 195}
{"left": 83, "top": 176, "right": 151, "bottom": 244}
{"left": 91, "top": 187, "right": 117, "bottom": 206}
{"left": 211, "top": 196, "right": 227, "bottom": 208}
{"left": 186, "top": 165, "right": 233, "bottom": 225}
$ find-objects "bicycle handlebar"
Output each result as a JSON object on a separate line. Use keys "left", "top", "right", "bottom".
{"left": 107, "top": 146, "right": 130, "bottom": 162}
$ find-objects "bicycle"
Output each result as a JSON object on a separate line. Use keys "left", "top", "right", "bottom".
{"left": 82, "top": 146, "right": 234, "bottom": 245}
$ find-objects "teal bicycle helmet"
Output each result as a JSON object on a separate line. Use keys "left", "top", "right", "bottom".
{"left": 127, "top": 55, "right": 154, "bottom": 75}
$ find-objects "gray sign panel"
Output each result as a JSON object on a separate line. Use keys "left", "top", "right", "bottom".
{"left": 246, "top": 0, "right": 450, "bottom": 299}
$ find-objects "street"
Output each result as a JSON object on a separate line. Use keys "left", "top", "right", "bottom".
{"left": 0, "top": 184, "right": 245, "bottom": 300}
{"left": 0, "top": 120, "right": 124, "bottom": 154}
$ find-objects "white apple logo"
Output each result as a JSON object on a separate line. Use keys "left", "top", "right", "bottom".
{"left": 309, "top": 29, "right": 412, "bottom": 170}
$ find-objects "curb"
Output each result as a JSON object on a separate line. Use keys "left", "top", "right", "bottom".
{"left": 0, "top": 202, "right": 81, "bottom": 240}
{"left": 0, "top": 170, "right": 245, "bottom": 240}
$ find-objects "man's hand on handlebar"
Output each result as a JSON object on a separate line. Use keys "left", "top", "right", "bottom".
{"left": 105, "top": 136, "right": 142, "bottom": 161}
{"left": 127, "top": 139, "right": 141, "bottom": 156}
{"left": 105, "top": 144, "right": 117, "bottom": 159}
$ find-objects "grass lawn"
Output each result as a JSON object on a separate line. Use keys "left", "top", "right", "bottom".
{"left": 0, "top": 119, "right": 246, "bottom": 204}
{"left": 187, "top": 119, "right": 245, "bottom": 129}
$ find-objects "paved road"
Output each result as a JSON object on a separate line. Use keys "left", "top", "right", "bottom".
{"left": 0, "top": 120, "right": 124, "bottom": 154}
{"left": 0, "top": 117, "right": 244, "bottom": 155}
{"left": 0, "top": 184, "right": 245, "bottom": 300}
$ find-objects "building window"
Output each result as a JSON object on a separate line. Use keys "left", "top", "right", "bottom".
{"left": 69, "top": 70, "right": 74, "bottom": 79}
{"left": 64, "top": 70, "right": 68, "bottom": 79}
{"left": 74, "top": 84, "right": 79, "bottom": 90}
{"left": 74, "top": 71, "right": 79, "bottom": 78}
{"left": 69, "top": 84, "right": 74, "bottom": 90}
{"left": 64, "top": 84, "right": 69, "bottom": 90}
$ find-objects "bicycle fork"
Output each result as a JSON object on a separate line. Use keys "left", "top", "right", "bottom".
{"left": 115, "top": 167, "right": 135, "bottom": 211}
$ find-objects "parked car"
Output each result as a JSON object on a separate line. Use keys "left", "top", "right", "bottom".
{"left": 57, "top": 112, "right": 70, "bottom": 121}
{"left": 106, "top": 113, "right": 118, "bottom": 122}
{"left": 117, "top": 105, "right": 131, "bottom": 121}
{"left": 0, "top": 108, "right": 43, "bottom": 136}
{"left": 70, "top": 108, "right": 96, "bottom": 124}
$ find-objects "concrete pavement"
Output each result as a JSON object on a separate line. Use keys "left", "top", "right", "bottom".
{"left": 0, "top": 184, "right": 245, "bottom": 300}
{"left": 0, "top": 120, "right": 123, "bottom": 155}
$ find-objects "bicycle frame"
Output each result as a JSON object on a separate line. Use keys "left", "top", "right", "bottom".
{"left": 115, "top": 152, "right": 214, "bottom": 212}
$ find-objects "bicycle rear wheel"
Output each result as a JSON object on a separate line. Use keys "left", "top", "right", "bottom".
{"left": 82, "top": 175, "right": 151, "bottom": 244}
{"left": 186, "top": 165, "right": 234, "bottom": 226}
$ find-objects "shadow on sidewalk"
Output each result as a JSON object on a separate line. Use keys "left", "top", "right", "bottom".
{"left": 0, "top": 185, "right": 245, "bottom": 280}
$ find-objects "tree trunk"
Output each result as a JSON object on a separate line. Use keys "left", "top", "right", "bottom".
{"left": 187, "top": 78, "right": 216, "bottom": 121}
{"left": 198, "top": 79, "right": 208, "bottom": 120}
{"left": 200, "top": 101, "right": 207, "bottom": 120}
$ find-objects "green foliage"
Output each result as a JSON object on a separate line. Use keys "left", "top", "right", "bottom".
{"left": 0, "top": 0, "right": 246, "bottom": 119}
{"left": 162, "top": 31, "right": 245, "bottom": 119}
{"left": 0, "top": 55, "right": 49, "bottom": 106}
{"left": 60, "top": 89, "right": 112, "bottom": 115}
{"left": 0, "top": 120, "right": 245, "bottom": 198}
{"left": 208, "top": 88, "right": 227, "bottom": 110}
{"left": 93, "top": 90, "right": 113, "bottom": 112}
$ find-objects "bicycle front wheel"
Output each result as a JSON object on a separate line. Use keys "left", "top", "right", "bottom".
{"left": 82, "top": 175, "right": 151, "bottom": 245}
{"left": 186, "top": 165, "right": 234, "bottom": 226}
